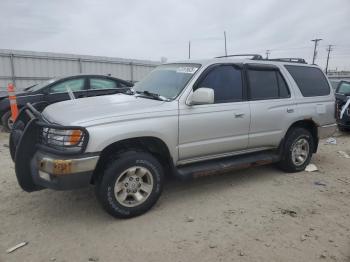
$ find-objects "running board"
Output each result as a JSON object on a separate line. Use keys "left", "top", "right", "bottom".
{"left": 175, "top": 150, "right": 280, "bottom": 180}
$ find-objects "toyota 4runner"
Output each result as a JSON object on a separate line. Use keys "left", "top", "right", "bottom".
{"left": 9, "top": 57, "right": 336, "bottom": 218}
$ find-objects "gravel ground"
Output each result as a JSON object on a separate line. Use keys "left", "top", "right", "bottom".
{"left": 0, "top": 131, "right": 349, "bottom": 262}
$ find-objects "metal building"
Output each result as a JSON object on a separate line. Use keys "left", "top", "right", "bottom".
{"left": 0, "top": 49, "right": 159, "bottom": 91}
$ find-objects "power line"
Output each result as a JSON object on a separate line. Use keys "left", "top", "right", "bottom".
{"left": 265, "top": 50, "right": 270, "bottom": 59}
{"left": 325, "top": 44, "right": 334, "bottom": 74}
{"left": 311, "top": 38, "right": 323, "bottom": 64}
{"left": 224, "top": 31, "right": 227, "bottom": 57}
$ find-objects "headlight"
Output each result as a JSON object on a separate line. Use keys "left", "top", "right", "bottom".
{"left": 41, "top": 127, "right": 88, "bottom": 153}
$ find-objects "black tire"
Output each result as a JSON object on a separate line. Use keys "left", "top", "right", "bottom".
{"left": 278, "top": 128, "right": 314, "bottom": 173}
{"left": 338, "top": 125, "right": 350, "bottom": 132}
{"left": 1, "top": 110, "right": 13, "bottom": 132}
{"left": 95, "top": 151, "right": 164, "bottom": 218}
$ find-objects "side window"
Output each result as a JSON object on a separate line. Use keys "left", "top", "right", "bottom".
{"left": 196, "top": 65, "right": 243, "bottom": 103}
{"left": 285, "top": 65, "right": 330, "bottom": 97}
{"left": 248, "top": 70, "right": 279, "bottom": 100}
{"left": 337, "top": 81, "right": 350, "bottom": 95}
{"left": 247, "top": 69, "right": 290, "bottom": 100}
{"left": 90, "top": 78, "right": 117, "bottom": 90}
{"left": 50, "top": 78, "right": 84, "bottom": 93}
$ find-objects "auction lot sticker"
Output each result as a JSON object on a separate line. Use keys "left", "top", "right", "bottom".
{"left": 176, "top": 67, "right": 198, "bottom": 74}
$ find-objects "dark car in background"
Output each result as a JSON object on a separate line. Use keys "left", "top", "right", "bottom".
{"left": 335, "top": 80, "right": 350, "bottom": 131}
{"left": 0, "top": 74, "right": 133, "bottom": 131}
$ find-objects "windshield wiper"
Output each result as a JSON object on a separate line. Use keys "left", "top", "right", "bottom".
{"left": 135, "top": 90, "right": 170, "bottom": 101}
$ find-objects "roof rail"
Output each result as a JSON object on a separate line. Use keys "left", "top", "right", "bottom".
{"left": 214, "top": 54, "right": 307, "bottom": 64}
{"left": 266, "top": 58, "right": 307, "bottom": 64}
{"left": 215, "top": 54, "right": 263, "bottom": 60}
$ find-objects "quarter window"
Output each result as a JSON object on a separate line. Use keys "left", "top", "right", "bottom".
{"left": 196, "top": 65, "right": 243, "bottom": 103}
{"left": 285, "top": 65, "right": 330, "bottom": 97}
{"left": 50, "top": 78, "right": 85, "bottom": 93}
{"left": 90, "top": 78, "right": 117, "bottom": 90}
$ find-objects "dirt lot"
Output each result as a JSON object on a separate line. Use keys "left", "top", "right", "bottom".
{"left": 0, "top": 131, "right": 349, "bottom": 262}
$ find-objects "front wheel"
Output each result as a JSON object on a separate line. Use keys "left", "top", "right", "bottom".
{"left": 278, "top": 128, "right": 314, "bottom": 173}
{"left": 95, "top": 151, "right": 164, "bottom": 218}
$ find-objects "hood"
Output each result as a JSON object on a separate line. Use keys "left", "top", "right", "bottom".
{"left": 43, "top": 93, "right": 168, "bottom": 127}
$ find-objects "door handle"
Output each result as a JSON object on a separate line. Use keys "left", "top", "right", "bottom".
{"left": 287, "top": 108, "right": 294, "bottom": 113}
{"left": 234, "top": 113, "right": 245, "bottom": 118}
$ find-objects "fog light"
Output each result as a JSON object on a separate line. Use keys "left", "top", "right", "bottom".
{"left": 38, "top": 170, "right": 51, "bottom": 181}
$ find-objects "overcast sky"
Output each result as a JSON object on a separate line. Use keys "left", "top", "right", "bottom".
{"left": 1, "top": 0, "right": 350, "bottom": 70}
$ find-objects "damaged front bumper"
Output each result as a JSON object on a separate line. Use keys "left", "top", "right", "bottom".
{"left": 32, "top": 151, "right": 99, "bottom": 190}
{"left": 10, "top": 104, "right": 99, "bottom": 192}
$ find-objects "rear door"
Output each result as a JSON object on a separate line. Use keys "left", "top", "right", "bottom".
{"left": 246, "top": 64, "right": 296, "bottom": 149}
{"left": 45, "top": 77, "right": 87, "bottom": 103}
{"left": 178, "top": 64, "right": 250, "bottom": 162}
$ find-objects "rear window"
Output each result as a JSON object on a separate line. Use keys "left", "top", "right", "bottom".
{"left": 285, "top": 65, "right": 330, "bottom": 97}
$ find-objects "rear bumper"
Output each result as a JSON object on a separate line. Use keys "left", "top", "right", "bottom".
{"left": 31, "top": 151, "right": 99, "bottom": 190}
{"left": 318, "top": 123, "right": 337, "bottom": 138}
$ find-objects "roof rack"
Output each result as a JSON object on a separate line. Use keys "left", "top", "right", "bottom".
{"left": 215, "top": 54, "right": 307, "bottom": 64}
{"left": 215, "top": 54, "right": 263, "bottom": 60}
{"left": 264, "top": 58, "right": 307, "bottom": 64}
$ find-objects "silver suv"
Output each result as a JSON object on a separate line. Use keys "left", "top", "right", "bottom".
{"left": 10, "top": 57, "right": 336, "bottom": 218}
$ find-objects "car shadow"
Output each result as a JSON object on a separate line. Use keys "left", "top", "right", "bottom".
{"left": 18, "top": 164, "right": 288, "bottom": 223}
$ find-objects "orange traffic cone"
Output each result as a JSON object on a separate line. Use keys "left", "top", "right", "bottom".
{"left": 7, "top": 83, "right": 19, "bottom": 122}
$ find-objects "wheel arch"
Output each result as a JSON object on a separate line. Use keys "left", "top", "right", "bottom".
{"left": 92, "top": 136, "right": 174, "bottom": 184}
{"left": 280, "top": 119, "right": 319, "bottom": 153}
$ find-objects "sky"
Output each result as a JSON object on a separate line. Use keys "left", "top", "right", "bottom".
{"left": 1, "top": 0, "right": 350, "bottom": 70}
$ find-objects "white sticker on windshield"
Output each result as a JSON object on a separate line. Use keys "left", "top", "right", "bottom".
{"left": 176, "top": 67, "right": 198, "bottom": 74}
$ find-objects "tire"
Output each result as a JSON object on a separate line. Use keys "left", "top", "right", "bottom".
{"left": 1, "top": 110, "right": 14, "bottom": 132}
{"left": 338, "top": 125, "right": 349, "bottom": 132}
{"left": 95, "top": 151, "right": 164, "bottom": 218}
{"left": 278, "top": 128, "right": 314, "bottom": 173}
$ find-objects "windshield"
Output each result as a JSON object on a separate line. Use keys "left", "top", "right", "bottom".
{"left": 337, "top": 81, "right": 350, "bottom": 95}
{"left": 133, "top": 63, "right": 201, "bottom": 99}
{"left": 25, "top": 78, "right": 56, "bottom": 92}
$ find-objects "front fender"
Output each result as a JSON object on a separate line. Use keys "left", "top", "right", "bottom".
{"left": 85, "top": 116, "right": 179, "bottom": 163}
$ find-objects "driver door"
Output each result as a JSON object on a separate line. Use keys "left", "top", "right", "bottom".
{"left": 178, "top": 64, "right": 250, "bottom": 163}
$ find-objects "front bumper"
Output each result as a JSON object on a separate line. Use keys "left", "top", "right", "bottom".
{"left": 10, "top": 104, "right": 99, "bottom": 192}
{"left": 318, "top": 123, "right": 337, "bottom": 139}
{"left": 31, "top": 151, "right": 99, "bottom": 190}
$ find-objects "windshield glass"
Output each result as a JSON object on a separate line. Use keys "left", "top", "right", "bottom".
{"left": 337, "top": 81, "right": 350, "bottom": 95}
{"left": 26, "top": 78, "right": 56, "bottom": 92}
{"left": 133, "top": 63, "right": 201, "bottom": 99}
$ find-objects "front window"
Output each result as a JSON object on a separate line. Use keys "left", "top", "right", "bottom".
{"left": 337, "top": 81, "right": 350, "bottom": 95}
{"left": 50, "top": 78, "right": 85, "bottom": 93}
{"left": 133, "top": 63, "right": 201, "bottom": 99}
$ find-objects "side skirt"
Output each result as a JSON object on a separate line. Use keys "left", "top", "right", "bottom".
{"left": 174, "top": 150, "right": 280, "bottom": 180}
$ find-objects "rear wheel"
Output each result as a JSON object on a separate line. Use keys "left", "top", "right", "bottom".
{"left": 95, "top": 151, "right": 164, "bottom": 218}
{"left": 1, "top": 110, "right": 14, "bottom": 132}
{"left": 278, "top": 128, "right": 314, "bottom": 172}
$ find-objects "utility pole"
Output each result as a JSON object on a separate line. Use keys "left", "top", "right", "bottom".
{"left": 188, "top": 41, "right": 191, "bottom": 59}
{"left": 311, "top": 38, "right": 323, "bottom": 64}
{"left": 265, "top": 50, "right": 270, "bottom": 59}
{"left": 224, "top": 31, "right": 227, "bottom": 57}
{"left": 325, "top": 44, "right": 334, "bottom": 74}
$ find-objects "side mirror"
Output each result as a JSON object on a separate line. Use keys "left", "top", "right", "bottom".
{"left": 188, "top": 87, "right": 214, "bottom": 105}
